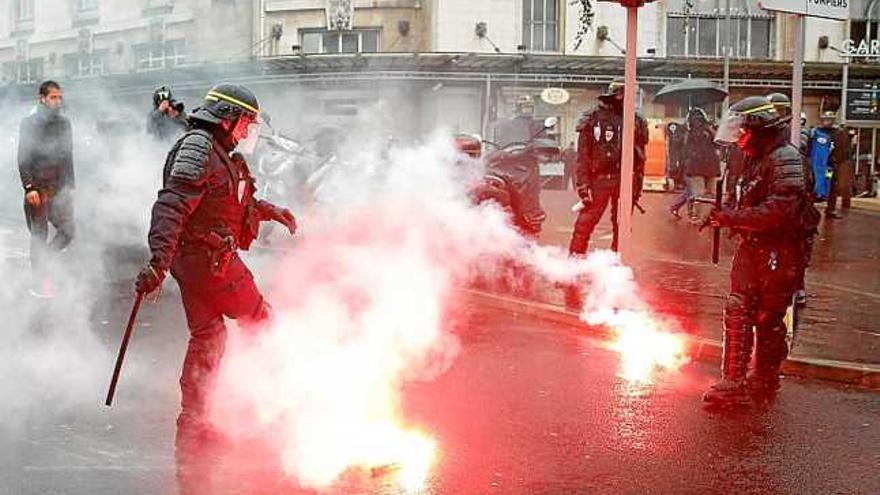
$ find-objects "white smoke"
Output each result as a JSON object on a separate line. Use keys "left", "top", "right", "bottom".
{"left": 0, "top": 88, "right": 169, "bottom": 433}
{"left": 210, "top": 128, "right": 682, "bottom": 490}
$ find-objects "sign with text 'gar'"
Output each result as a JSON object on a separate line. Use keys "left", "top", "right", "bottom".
{"left": 758, "top": 0, "right": 850, "bottom": 20}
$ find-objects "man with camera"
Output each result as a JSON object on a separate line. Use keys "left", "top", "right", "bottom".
{"left": 147, "top": 85, "right": 187, "bottom": 142}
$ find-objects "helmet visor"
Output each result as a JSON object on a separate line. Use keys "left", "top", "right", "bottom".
{"left": 234, "top": 112, "right": 263, "bottom": 156}
{"left": 714, "top": 109, "right": 746, "bottom": 145}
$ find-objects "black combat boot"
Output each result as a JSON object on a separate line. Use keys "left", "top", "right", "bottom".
{"left": 704, "top": 317, "right": 752, "bottom": 406}
{"left": 748, "top": 322, "right": 788, "bottom": 401}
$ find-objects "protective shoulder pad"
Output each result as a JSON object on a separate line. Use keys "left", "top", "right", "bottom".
{"left": 169, "top": 129, "right": 213, "bottom": 184}
{"left": 768, "top": 144, "right": 805, "bottom": 194}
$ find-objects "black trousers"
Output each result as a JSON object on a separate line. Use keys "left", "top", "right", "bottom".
{"left": 24, "top": 190, "right": 74, "bottom": 272}
{"left": 569, "top": 182, "right": 619, "bottom": 255}
{"left": 170, "top": 251, "right": 269, "bottom": 448}
{"left": 721, "top": 241, "right": 801, "bottom": 381}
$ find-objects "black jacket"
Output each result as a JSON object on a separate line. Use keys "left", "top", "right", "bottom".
{"left": 17, "top": 105, "right": 74, "bottom": 192}
{"left": 683, "top": 122, "right": 720, "bottom": 178}
{"left": 727, "top": 131, "right": 807, "bottom": 245}
{"left": 575, "top": 103, "right": 648, "bottom": 190}
{"left": 148, "top": 125, "right": 276, "bottom": 272}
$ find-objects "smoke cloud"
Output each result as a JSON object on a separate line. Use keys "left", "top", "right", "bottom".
{"left": 210, "top": 121, "right": 683, "bottom": 489}
{"left": 0, "top": 80, "right": 684, "bottom": 492}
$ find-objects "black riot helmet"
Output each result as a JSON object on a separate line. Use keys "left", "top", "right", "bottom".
{"left": 598, "top": 80, "right": 626, "bottom": 111}
{"left": 766, "top": 92, "right": 792, "bottom": 118}
{"left": 189, "top": 83, "right": 260, "bottom": 126}
{"left": 716, "top": 96, "right": 783, "bottom": 154}
{"left": 153, "top": 86, "right": 173, "bottom": 108}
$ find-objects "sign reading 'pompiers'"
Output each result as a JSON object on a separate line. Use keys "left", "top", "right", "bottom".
{"left": 758, "top": 0, "right": 849, "bottom": 20}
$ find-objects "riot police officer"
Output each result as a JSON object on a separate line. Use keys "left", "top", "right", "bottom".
{"left": 134, "top": 83, "right": 297, "bottom": 476}
{"left": 703, "top": 96, "right": 810, "bottom": 406}
{"left": 767, "top": 92, "right": 819, "bottom": 306}
{"left": 569, "top": 81, "right": 648, "bottom": 255}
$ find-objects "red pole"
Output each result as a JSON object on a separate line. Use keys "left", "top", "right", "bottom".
{"left": 618, "top": 5, "right": 639, "bottom": 263}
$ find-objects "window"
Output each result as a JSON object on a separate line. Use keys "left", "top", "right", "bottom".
{"left": 65, "top": 52, "right": 105, "bottom": 77}
{"left": 134, "top": 40, "right": 185, "bottom": 71}
{"left": 301, "top": 28, "right": 380, "bottom": 54}
{"left": 14, "top": 0, "right": 34, "bottom": 22}
{"left": 666, "top": 14, "right": 774, "bottom": 59}
{"left": 851, "top": 20, "right": 880, "bottom": 62}
{"left": 2, "top": 59, "right": 43, "bottom": 84}
{"left": 522, "top": 0, "right": 559, "bottom": 52}
{"left": 77, "top": 0, "right": 98, "bottom": 11}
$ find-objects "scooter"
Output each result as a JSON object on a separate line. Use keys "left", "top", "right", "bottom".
{"left": 468, "top": 117, "right": 561, "bottom": 237}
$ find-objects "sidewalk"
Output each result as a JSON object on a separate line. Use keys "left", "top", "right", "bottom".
{"left": 533, "top": 189, "right": 880, "bottom": 367}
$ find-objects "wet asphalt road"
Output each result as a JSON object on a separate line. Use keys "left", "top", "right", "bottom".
{"left": 538, "top": 190, "right": 880, "bottom": 365}
{"left": 2, "top": 294, "right": 878, "bottom": 495}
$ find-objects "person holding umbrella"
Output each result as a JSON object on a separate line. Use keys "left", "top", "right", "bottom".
{"left": 667, "top": 107, "right": 720, "bottom": 221}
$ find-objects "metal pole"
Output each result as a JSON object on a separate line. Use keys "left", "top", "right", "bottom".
{"left": 483, "top": 74, "right": 492, "bottom": 138}
{"left": 841, "top": 18, "right": 850, "bottom": 126}
{"left": 618, "top": 6, "right": 638, "bottom": 263}
{"left": 868, "top": 127, "right": 877, "bottom": 185}
{"left": 790, "top": 14, "right": 805, "bottom": 145}
{"left": 723, "top": 0, "right": 731, "bottom": 108}
{"left": 869, "top": 128, "right": 876, "bottom": 183}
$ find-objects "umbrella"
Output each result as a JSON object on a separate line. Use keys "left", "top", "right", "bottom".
{"left": 652, "top": 79, "right": 728, "bottom": 107}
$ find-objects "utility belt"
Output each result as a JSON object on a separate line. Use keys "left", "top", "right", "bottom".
{"left": 180, "top": 230, "right": 238, "bottom": 276}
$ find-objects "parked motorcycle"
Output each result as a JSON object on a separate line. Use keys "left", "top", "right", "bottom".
{"left": 465, "top": 117, "right": 560, "bottom": 237}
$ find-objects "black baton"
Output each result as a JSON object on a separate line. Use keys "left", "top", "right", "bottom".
{"left": 105, "top": 291, "right": 144, "bottom": 406}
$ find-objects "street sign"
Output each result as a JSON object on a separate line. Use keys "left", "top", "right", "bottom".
{"left": 846, "top": 79, "right": 880, "bottom": 122}
{"left": 842, "top": 39, "right": 880, "bottom": 58}
{"left": 758, "top": 0, "right": 850, "bottom": 20}
{"left": 540, "top": 88, "right": 570, "bottom": 105}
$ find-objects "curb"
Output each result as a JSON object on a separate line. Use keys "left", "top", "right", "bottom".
{"left": 466, "top": 289, "right": 880, "bottom": 390}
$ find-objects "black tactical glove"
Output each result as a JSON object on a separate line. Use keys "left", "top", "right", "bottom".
{"left": 135, "top": 264, "right": 165, "bottom": 294}
{"left": 706, "top": 207, "right": 735, "bottom": 228}
{"left": 576, "top": 185, "right": 593, "bottom": 204}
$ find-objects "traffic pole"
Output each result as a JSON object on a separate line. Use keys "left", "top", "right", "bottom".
{"left": 618, "top": 5, "right": 639, "bottom": 264}
{"left": 790, "top": 14, "right": 805, "bottom": 145}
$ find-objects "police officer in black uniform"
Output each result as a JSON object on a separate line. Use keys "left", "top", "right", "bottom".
{"left": 767, "top": 92, "right": 819, "bottom": 306}
{"left": 569, "top": 81, "right": 648, "bottom": 255}
{"left": 703, "top": 96, "right": 810, "bottom": 406}
{"left": 134, "top": 83, "right": 297, "bottom": 478}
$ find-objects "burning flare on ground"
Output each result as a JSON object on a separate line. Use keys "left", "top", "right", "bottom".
{"left": 601, "top": 310, "right": 689, "bottom": 382}
{"left": 210, "top": 134, "right": 689, "bottom": 490}
{"left": 574, "top": 251, "right": 689, "bottom": 383}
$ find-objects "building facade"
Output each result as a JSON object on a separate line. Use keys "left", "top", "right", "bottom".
{"left": 1, "top": 1, "right": 878, "bottom": 190}
{"left": 0, "top": 0, "right": 254, "bottom": 86}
